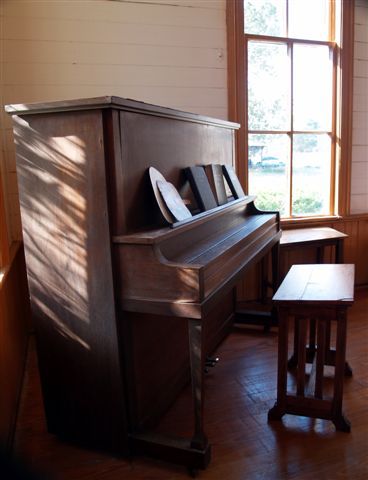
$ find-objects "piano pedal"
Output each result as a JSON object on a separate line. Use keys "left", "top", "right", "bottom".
{"left": 204, "top": 356, "right": 219, "bottom": 373}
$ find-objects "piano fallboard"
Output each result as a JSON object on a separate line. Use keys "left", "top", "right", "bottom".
{"left": 114, "top": 197, "right": 280, "bottom": 319}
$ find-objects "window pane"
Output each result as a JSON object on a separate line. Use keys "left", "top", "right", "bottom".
{"left": 289, "top": 0, "right": 330, "bottom": 41}
{"left": 248, "top": 134, "right": 290, "bottom": 216}
{"left": 248, "top": 42, "right": 290, "bottom": 130}
{"left": 244, "top": 0, "right": 286, "bottom": 36}
{"left": 293, "top": 44, "right": 333, "bottom": 131}
{"left": 292, "top": 134, "right": 331, "bottom": 216}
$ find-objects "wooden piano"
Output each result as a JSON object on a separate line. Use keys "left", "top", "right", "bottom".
{"left": 6, "top": 97, "right": 280, "bottom": 470}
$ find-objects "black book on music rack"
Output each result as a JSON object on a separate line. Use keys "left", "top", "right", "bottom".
{"left": 185, "top": 165, "right": 218, "bottom": 212}
{"left": 204, "top": 164, "right": 228, "bottom": 206}
{"left": 222, "top": 165, "right": 245, "bottom": 199}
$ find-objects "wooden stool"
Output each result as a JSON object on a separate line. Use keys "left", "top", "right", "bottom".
{"left": 280, "top": 227, "right": 348, "bottom": 268}
{"left": 268, "top": 264, "right": 354, "bottom": 432}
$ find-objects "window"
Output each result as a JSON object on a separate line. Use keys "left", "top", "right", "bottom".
{"left": 227, "top": 0, "right": 354, "bottom": 220}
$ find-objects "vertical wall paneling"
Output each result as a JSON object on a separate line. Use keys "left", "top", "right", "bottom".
{"left": 351, "top": 0, "right": 368, "bottom": 214}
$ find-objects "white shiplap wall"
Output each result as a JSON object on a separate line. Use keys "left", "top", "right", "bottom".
{"left": 0, "top": 0, "right": 227, "bottom": 241}
{"left": 351, "top": 0, "right": 368, "bottom": 214}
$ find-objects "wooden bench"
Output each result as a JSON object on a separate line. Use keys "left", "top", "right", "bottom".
{"left": 268, "top": 264, "right": 354, "bottom": 432}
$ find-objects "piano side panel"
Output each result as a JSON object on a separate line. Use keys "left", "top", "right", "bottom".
{"left": 13, "top": 110, "right": 129, "bottom": 453}
{"left": 117, "top": 111, "right": 236, "bottom": 234}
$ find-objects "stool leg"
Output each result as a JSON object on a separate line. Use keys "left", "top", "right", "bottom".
{"left": 268, "top": 308, "right": 288, "bottom": 421}
{"left": 332, "top": 309, "right": 351, "bottom": 433}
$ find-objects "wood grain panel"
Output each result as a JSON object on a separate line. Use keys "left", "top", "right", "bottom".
{"left": 357, "top": 217, "right": 368, "bottom": 283}
{"left": 273, "top": 264, "right": 355, "bottom": 304}
{"left": 332, "top": 219, "right": 358, "bottom": 264}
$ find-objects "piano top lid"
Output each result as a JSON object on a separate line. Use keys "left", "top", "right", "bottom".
{"left": 5, "top": 96, "right": 241, "bottom": 129}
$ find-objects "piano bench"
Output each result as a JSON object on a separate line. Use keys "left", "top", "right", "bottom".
{"left": 268, "top": 264, "right": 354, "bottom": 432}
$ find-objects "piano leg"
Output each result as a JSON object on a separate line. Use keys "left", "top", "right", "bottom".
{"left": 188, "top": 319, "right": 208, "bottom": 451}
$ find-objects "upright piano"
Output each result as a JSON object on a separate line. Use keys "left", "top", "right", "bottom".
{"left": 6, "top": 97, "right": 280, "bottom": 470}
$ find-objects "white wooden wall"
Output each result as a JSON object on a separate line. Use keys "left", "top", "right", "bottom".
{"left": 0, "top": 0, "right": 227, "bottom": 241}
{"left": 351, "top": 0, "right": 368, "bottom": 214}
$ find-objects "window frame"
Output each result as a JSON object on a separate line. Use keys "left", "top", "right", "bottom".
{"left": 227, "top": 0, "right": 355, "bottom": 222}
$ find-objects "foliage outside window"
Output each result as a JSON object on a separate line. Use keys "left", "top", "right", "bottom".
{"left": 244, "top": 0, "right": 337, "bottom": 218}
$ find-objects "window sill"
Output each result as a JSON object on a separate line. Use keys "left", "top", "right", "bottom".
{"left": 280, "top": 215, "right": 342, "bottom": 228}
{"left": 280, "top": 212, "right": 368, "bottom": 229}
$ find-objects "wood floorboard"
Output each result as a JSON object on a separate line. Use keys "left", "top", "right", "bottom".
{"left": 10, "top": 288, "right": 368, "bottom": 479}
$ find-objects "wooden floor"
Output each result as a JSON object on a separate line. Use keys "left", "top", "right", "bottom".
{"left": 11, "top": 288, "right": 368, "bottom": 479}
